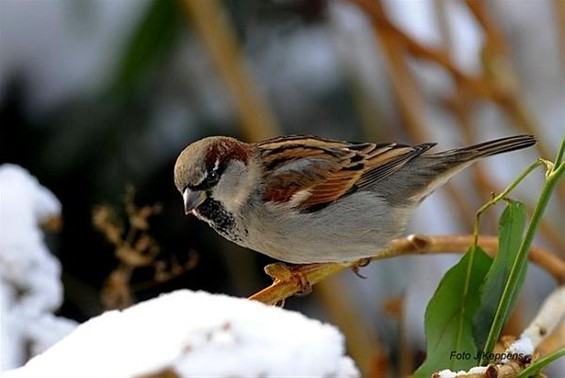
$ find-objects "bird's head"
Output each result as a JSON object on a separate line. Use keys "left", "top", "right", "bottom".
{"left": 174, "top": 136, "right": 258, "bottom": 216}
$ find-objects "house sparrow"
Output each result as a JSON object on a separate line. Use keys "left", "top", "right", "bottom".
{"left": 174, "top": 134, "right": 536, "bottom": 264}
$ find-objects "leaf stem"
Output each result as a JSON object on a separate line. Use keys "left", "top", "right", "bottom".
{"left": 468, "top": 159, "right": 543, "bottom": 365}
{"left": 472, "top": 160, "right": 543, "bottom": 246}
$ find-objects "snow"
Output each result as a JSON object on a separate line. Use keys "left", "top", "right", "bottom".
{"left": 0, "top": 164, "right": 77, "bottom": 371}
{"left": 436, "top": 366, "right": 488, "bottom": 378}
{"left": 468, "top": 366, "right": 488, "bottom": 374}
{"left": 501, "top": 336, "right": 534, "bottom": 364}
{"left": 5, "top": 290, "right": 359, "bottom": 378}
{"left": 497, "top": 286, "right": 561, "bottom": 365}
{"left": 436, "top": 369, "right": 462, "bottom": 378}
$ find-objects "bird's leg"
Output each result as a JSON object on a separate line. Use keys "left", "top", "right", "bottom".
{"left": 264, "top": 262, "right": 313, "bottom": 296}
{"left": 350, "top": 258, "right": 371, "bottom": 278}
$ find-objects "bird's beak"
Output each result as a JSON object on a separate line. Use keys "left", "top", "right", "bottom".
{"left": 182, "top": 189, "right": 207, "bottom": 215}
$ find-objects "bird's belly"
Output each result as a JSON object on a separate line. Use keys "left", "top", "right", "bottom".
{"left": 246, "top": 193, "right": 411, "bottom": 264}
{"left": 247, "top": 228, "right": 396, "bottom": 264}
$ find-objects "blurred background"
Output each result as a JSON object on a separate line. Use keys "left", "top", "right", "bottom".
{"left": 1, "top": 0, "right": 563, "bottom": 376}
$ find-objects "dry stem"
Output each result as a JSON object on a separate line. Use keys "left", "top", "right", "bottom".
{"left": 94, "top": 188, "right": 196, "bottom": 309}
{"left": 180, "top": 0, "right": 279, "bottom": 142}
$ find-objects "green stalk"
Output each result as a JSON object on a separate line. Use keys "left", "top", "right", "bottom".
{"left": 463, "top": 160, "right": 544, "bottom": 359}
{"left": 472, "top": 160, "right": 542, "bottom": 246}
{"left": 480, "top": 137, "right": 565, "bottom": 364}
{"left": 517, "top": 348, "right": 565, "bottom": 378}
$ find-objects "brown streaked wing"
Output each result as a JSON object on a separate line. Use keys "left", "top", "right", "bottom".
{"left": 299, "top": 143, "right": 436, "bottom": 208}
{"left": 257, "top": 135, "right": 435, "bottom": 211}
{"left": 258, "top": 136, "right": 354, "bottom": 204}
{"left": 355, "top": 142, "right": 436, "bottom": 189}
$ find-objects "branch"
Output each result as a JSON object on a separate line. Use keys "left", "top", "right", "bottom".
{"left": 249, "top": 234, "right": 563, "bottom": 305}
{"left": 520, "top": 286, "right": 565, "bottom": 349}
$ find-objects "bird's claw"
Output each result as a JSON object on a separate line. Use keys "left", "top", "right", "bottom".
{"left": 351, "top": 257, "right": 371, "bottom": 278}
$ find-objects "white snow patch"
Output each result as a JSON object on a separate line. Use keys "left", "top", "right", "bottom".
{"left": 0, "top": 164, "right": 77, "bottom": 371}
{"left": 436, "top": 369, "right": 461, "bottom": 378}
{"left": 5, "top": 290, "right": 359, "bottom": 378}
{"left": 468, "top": 366, "right": 488, "bottom": 374}
{"left": 436, "top": 366, "right": 487, "bottom": 377}
{"left": 501, "top": 336, "right": 534, "bottom": 364}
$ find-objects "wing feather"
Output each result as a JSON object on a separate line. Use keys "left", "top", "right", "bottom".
{"left": 256, "top": 135, "right": 435, "bottom": 212}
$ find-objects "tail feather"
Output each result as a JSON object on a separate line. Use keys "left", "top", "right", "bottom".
{"left": 405, "top": 134, "right": 537, "bottom": 202}
{"left": 366, "top": 134, "right": 536, "bottom": 205}
{"left": 431, "top": 134, "right": 537, "bottom": 162}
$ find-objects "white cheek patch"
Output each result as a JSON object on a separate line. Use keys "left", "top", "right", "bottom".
{"left": 211, "top": 159, "right": 261, "bottom": 214}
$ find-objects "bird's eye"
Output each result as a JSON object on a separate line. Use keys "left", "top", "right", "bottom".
{"left": 206, "top": 169, "right": 220, "bottom": 186}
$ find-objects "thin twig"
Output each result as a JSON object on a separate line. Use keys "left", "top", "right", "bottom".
{"left": 463, "top": 0, "right": 565, "bottom": 208}
{"left": 347, "top": 0, "right": 565, "bottom": 253}
{"left": 342, "top": 0, "right": 426, "bottom": 141}
{"left": 348, "top": 0, "right": 497, "bottom": 99}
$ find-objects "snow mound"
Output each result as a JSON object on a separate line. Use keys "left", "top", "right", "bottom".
{"left": 0, "top": 164, "right": 76, "bottom": 371}
{"left": 6, "top": 290, "right": 359, "bottom": 378}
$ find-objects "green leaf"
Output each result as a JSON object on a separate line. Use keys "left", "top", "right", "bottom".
{"left": 112, "top": 0, "right": 183, "bottom": 93}
{"left": 414, "top": 248, "right": 492, "bottom": 377}
{"left": 474, "top": 200, "right": 527, "bottom": 356}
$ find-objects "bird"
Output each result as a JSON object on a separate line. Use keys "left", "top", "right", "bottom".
{"left": 174, "top": 134, "right": 536, "bottom": 264}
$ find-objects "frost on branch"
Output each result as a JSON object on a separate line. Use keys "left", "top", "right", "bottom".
{"left": 0, "top": 164, "right": 77, "bottom": 371}
{"left": 5, "top": 290, "right": 359, "bottom": 378}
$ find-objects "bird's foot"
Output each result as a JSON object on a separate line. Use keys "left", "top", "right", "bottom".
{"left": 351, "top": 257, "right": 371, "bottom": 278}
{"left": 264, "top": 262, "right": 313, "bottom": 297}
{"left": 250, "top": 261, "right": 348, "bottom": 305}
